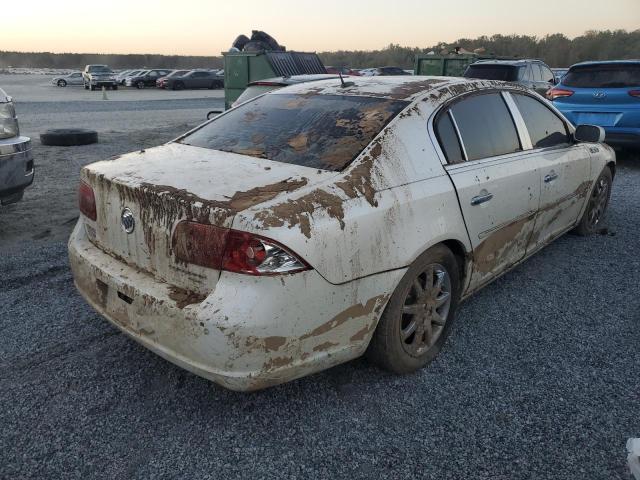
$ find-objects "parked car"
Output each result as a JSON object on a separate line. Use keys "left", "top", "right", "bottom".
{"left": 51, "top": 71, "right": 84, "bottom": 87}
{"left": 463, "top": 59, "right": 556, "bottom": 95}
{"left": 117, "top": 69, "right": 143, "bottom": 85}
{"left": 156, "top": 70, "right": 189, "bottom": 88}
{"left": 0, "top": 87, "right": 34, "bottom": 205}
{"left": 547, "top": 60, "right": 640, "bottom": 148}
{"left": 230, "top": 74, "right": 343, "bottom": 108}
{"left": 82, "top": 64, "right": 118, "bottom": 91}
{"left": 371, "top": 66, "right": 407, "bottom": 76}
{"left": 325, "top": 66, "right": 361, "bottom": 76}
{"left": 358, "top": 68, "right": 377, "bottom": 76}
{"left": 69, "top": 77, "right": 614, "bottom": 391}
{"left": 125, "top": 69, "right": 173, "bottom": 89}
{"left": 164, "top": 70, "right": 224, "bottom": 90}
{"left": 551, "top": 68, "right": 569, "bottom": 83}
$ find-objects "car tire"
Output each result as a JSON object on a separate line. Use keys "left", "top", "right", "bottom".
{"left": 367, "top": 244, "right": 460, "bottom": 374}
{"left": 136, "top": 81, "right": 145, "bottom": 89}
{"left": 57, "top": 80, "right": 67, "bottom": 87}
{"left": 173, "top": 81, "right": 184, "bottom": 91}
{"left": 40, "top": 128, "right": 98, "bottom": 146}
{"left": 112, "top": 85, "right": 118, "bottom": 90}
{"left": 84, "top": 84, "right": 89, "bottom": 90}
{"left": 572, "top": 166, "right": 613, "bottom": 236}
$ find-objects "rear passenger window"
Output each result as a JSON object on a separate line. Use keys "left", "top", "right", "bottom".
{"left": 435, "top": 113, "right": 464, "bottom": 164}
{"left": 512, "top": 94, "right": 570, "bottom": 149}
{"left": 532, "top": 64, "right": 543, "bottom": 82}
{"left": 449, "top": 93, "right": 521, "bottom": 161}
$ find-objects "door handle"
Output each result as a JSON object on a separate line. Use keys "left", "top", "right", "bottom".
{"left": 470, "top": 192, "right": 494, "bottom": 206}
{"left": 544, "top": 172, "right": 558, "bottom": 183}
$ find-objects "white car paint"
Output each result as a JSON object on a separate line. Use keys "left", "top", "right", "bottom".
{"left": 68, "top": 76, "right": 615, "bottom": 391}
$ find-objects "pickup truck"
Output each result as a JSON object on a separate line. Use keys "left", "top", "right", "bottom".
{"left": 82, "top": 65, "right": 118, "bottom": 91}
{"left": 0, "top": 87, "right": 34, "bottom": 205}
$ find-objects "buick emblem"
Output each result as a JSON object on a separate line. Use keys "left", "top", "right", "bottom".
{"left": 593, "top": 91, "right": 606, "bottom": 99}
{"left": 121, "top": 208, "right": 135, "bottom": 234}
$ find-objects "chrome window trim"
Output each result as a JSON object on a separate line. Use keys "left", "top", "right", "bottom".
{"left": 447, "top": 110, "right": 469, "bottom": 161}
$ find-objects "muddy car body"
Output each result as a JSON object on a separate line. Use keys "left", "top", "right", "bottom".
{"left": 0, "top": 87, "right": 34, "bottom": 206}
{"left": 69, "top": 76, "right": 615, "bottom": 391}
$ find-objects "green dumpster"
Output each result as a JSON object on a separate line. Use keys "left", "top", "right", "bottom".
{"left": 223, "top": 51, "right": 326, "bottom": 109}
{"left": 414, "top": 54, "right": 517, "bottom": 77}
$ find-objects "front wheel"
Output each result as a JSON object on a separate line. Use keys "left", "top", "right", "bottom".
{"left": 367, "top": 244, "right": 460, "bottom": 374}
{"left": 573, "top": 167, "right": 613, "bottom": 236}
{"left": 136, "top": 81, "right": 145, "bottom": 89}
{"left": 57, "top": 80, "right": 67, "bottom": 87}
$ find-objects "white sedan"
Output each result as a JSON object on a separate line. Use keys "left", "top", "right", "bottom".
{"left": 51, "top": 72, "right": 84, "bottom": 87}
{"left": 68, "top": 76, "right": 615, "bottom": 391}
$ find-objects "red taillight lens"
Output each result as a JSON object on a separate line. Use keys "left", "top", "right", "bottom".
{"left": 629, "top": 90, "right": 640, "bottom": 98}
{"left": 172, "top": 221, "right": 310, "bottom": 276}
{"left": 546, "top": 88, "right": 574, "bottom": 101}
{"left": 78, "top": 181, "right": 97, "bottom": 221}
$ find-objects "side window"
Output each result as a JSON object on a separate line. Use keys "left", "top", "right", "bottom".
{"left": 449, "top": 93, "right": 521, "bottom": 161}
{"left": 541, "top": 66, "right": 554, "bottom": 83}
{"left": 435, "top": 112, "right": 464, "bottom": 164}
{"left": 512, "top": 93, "right": 570, "bottom": 149}
{"left": 531, "top": 64, "right": 543, "bottom": 82}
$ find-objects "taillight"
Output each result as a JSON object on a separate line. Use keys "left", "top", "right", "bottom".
{"left": 546, "top": 88, "right": 574, "bottom": 101}
{"left": 78, "top": 181, "right": 97, "bottom": 221}
{"left": 172, "top": 221, "right": 310, "bottom": 276}
{"left": 629, "top": 90, "right": 640, "bottom": 98}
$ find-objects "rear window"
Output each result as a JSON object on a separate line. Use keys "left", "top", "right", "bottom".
{"left": 563, "top": 64, "right": 640, "bottom": 88}
{"left": 181, "top": 93, "right": 408, "bottom": 171}
{"left": 464, "top": 65, "right": 520, "bottom": 82}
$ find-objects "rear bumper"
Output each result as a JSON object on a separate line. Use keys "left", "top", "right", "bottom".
{"left": 68, "top": 219, "right": 399, "bottom": 391}
{"left": 603, "top": 129, "right": 640, "bottom": 148}
{"left": 0, "top": 136, "right": 34, "bottom": 205}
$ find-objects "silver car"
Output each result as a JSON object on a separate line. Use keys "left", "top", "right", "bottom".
{"left": 0, "top": 87, "right": 34, "bottom": 205}
{"left": 51, "top": 71, "right": 84, "bottom": 87}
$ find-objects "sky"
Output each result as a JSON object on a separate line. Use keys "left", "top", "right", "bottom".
{"left": 4, "top": 0, "right": 639, "bottom": 55}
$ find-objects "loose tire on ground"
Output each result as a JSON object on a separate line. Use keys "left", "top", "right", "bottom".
{"left": 40, "top": 129, "right": 98, "bottom": 147}
{"left": 367, "top": 244, "right": 461, "bottom": 374}
{"left": 573, "top": 166, "right": 613, "bottom": 236}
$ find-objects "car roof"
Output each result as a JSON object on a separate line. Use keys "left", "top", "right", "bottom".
{"left": 269, "top": 75, "right": 515, "bottom": 102}
{"left": 569, "top": 59, "right": 640, "bottom": 68}
{"left": 472, "top": 59, "right": 542, "bottom": 67}
{"left": 248, "top": 74, "right": 342, "bottom": 86}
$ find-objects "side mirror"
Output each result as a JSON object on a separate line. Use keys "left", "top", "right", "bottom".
{"left": 574, "top": 124, "right": 605, "bottom": 143}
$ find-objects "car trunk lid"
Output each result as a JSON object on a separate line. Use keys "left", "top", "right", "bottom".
{"left": 82, "top": 143, "right": 330, "bottom": 294}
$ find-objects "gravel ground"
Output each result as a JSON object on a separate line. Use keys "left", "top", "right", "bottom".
{"left": 1, "top": 75, "right": 639, "bottom": 479}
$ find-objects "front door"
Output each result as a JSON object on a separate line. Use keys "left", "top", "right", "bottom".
{"left": 508, "top": 92, "right": 591, "bottom": 250}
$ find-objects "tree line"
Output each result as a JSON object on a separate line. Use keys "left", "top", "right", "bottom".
{"left": 318, "top": 30, "right": 640, "bottom": 68}
{"left": 1, "top": 30, "right": 637, "bottom": 71}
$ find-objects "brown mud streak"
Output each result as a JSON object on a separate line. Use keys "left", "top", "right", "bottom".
{"left": 313, "top": 341, "right": 339, "bottom": 352}
{"left": 335, "top": 141, "right": 383, "bottom": 207}
{"left": 473, "top": 213, "right": 536, "bottom": 274}
{"left": 255, "top": 189, "right": 346, "bottom": 239}
{"left": 168, "top": 286, "right": 207, "bottom": 309}
{"left": 300, "top": 294, "right": 387, "bottom": 340}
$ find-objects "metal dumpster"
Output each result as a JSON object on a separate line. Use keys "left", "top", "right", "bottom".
{"left": 223, "top": 51, "right": 326, "bottom": 108}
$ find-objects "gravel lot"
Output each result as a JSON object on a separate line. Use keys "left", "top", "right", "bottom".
{"left": 1, "top": 74, "right": 639, "bottom": 479}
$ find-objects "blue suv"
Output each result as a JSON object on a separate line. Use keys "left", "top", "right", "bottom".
{"left": 547, "top": 60, "right": 640, "bottom": 148}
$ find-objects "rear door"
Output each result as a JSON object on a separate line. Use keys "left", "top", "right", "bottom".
{"left": 434, "top": 91, "right": 541, "bottom": 290}
{"left": 509, "top": 92, "right": 591, "bottom": 247}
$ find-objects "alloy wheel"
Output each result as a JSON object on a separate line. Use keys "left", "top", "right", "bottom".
{"left": 587, "top": 177, "right": 610, "bottom": 229}
{"left": 400, "top": 264, "right": 452, "bottom": 357}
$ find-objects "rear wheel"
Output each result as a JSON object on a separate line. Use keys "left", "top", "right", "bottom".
{"left": 573, "top": 167, "right": 613, "bottom": 236}
{"left": 367, "top": 244, "right": 460, "bottom": 374}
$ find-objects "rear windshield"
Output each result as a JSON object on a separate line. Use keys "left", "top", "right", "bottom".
{"left": 181, "top": 93, "right": 408, "bottom": 171}
{"left": 464, "top": 65, "right": 520, "bottom": 81}
{"left": 563, "top": 64, "right": 640, "bottom": 88}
